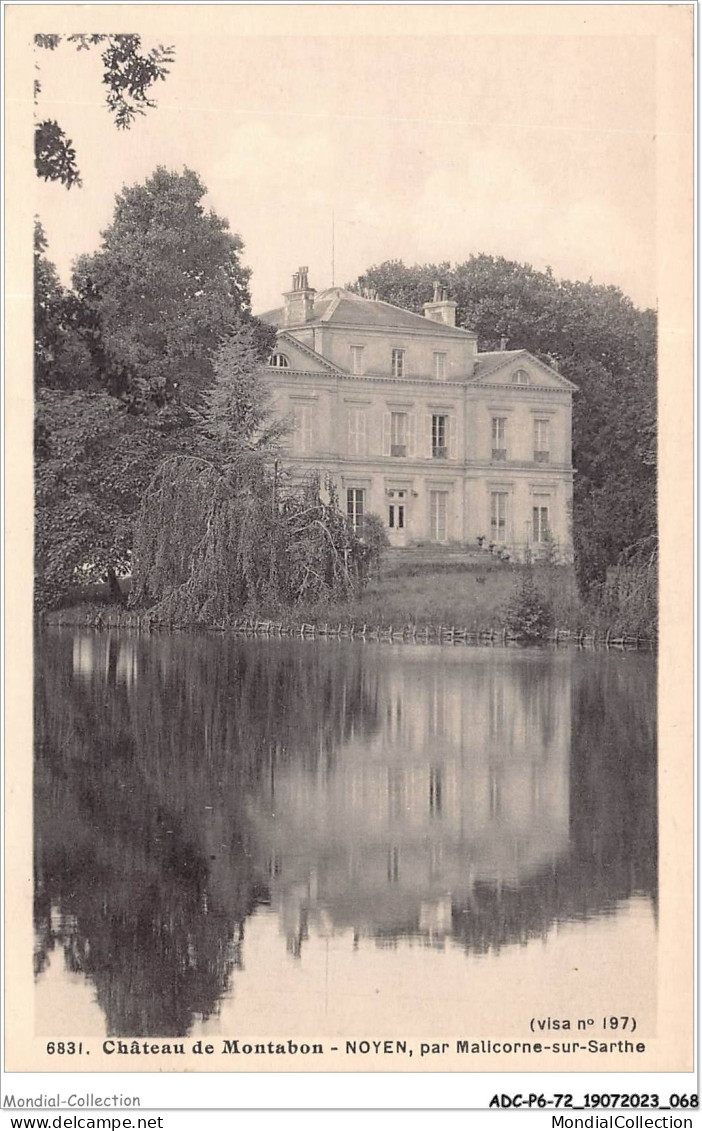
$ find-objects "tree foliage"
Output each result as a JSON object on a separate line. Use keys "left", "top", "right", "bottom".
{"left": 34, "top": 34, "right": 174, "bottom": 187}
{"left": 34, "top": 120, "right": 82, "bottom": 189}
{"left": 591, "top": 535, "right": 658, "bottom": 638}
{"left": 130, "top": 461, "right": 376, "bottom": 624}
{"left": 72, "top": 167, "right": 271, "bottom": 407}
{"left": 504, "top": 568, "right": 554, "bottom": 642}
{"left": 129, "top": 310, "right": 383, "bottom": 623}
{"left": 351, "top": 257, "right": 657, "bottom": 594}
{"left": 34, "top": 389, "right": 160, "bottom": 608}
{"left": 34, "top": 173, "right": 272, "bottom": 609}
{"left": 34, "top": 219, "right": 95, "bottom": 390}
{"left": 195, "top": 324, "right": 284, "bottom": 462}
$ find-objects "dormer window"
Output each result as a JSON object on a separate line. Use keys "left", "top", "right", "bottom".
{"left": 512, "top": 368, "right": 529, "bottom": 385}
{"left": 269, "top": 352, "right": 290, "bottom": 368}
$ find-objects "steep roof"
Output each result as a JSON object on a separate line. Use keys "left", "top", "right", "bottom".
{"left": 258, "top": 287, "right": 477, "bottom": 337}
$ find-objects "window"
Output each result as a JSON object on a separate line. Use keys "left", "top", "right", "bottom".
{"left": 350, "top": 345, "right": 364, "bottom": 375}
{"left": 347, "top": 407, "right": 367, "bottom": 455}
{"left": 384, "top": 411, "right": 416, "bottom": 457}
{"left": 269, "top": 352, "right": 290, "bottom": 368}
{"left": 390, "top": 411, "right": 408, "bottom": 456}
{"left": 433, "top": 352, "right": 447, "bottom": 380}
{"left": 490, "top": 492, "right": 507, "bottom": 542}
{"left": 430, "top": 491, "right": 448, "bottom": 541}
{"left": 292, "top": 404, "right": 314, "bottom": 452}
{"left": 347, "top": 488, "right": 365, "bottom": 531}
{"left": 391, "top": 348, "right": 406, "bottom": 378}
{"left": 512, "top": 368, "right": 529, "bottom": 385}
{"left": 491, "top": 417, "right": 507, "bottom": 461}
{"left": 432, "top": 414, "right": 448, "bottom": 459}
{"left": 534, "top": 418, "right": 550, "bottom": 462}
{"left": 388, "top": 503, "right": 405, "bottom": 529}
{"left": 532, "top": 503, "right": 550, "bottom": 542}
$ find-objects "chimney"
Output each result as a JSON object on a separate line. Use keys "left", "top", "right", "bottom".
{"left": 283, "top": 266, "right": 316, "bottom": 326}
{"left": 500, "top": 335, "right": 508, "bottom": 351}
{"left": 423, "top": 281, "right": 457, "bottom": 327}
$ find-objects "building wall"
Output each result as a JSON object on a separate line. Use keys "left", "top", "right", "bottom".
{"left": 317, "top": 324, "right": 477, "bottom": 381}
{"left": 263, "top": 315, "right": 574, "bottom": 558}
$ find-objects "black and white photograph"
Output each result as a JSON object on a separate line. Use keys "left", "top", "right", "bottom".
{"left": 3, "top": 1, "right": 694, "bottom": 1111}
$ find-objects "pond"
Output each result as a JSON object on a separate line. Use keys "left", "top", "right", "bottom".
{"left": 34, "top": 631, "right": 657, "bottom": 1043}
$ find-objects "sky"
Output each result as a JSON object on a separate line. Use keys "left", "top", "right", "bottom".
{"left": 34, "top": 21, "right": 658, "bottom": 313}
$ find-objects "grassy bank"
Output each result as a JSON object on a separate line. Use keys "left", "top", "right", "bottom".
{"left": 43, "top": 558, "right": 656, "bottom": 640}
{"left": 278, "top": 561, "right": 583, "bottom": 632}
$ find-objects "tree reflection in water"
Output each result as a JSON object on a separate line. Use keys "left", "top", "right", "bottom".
{"left": 34, "top": 632, "right": 656, "bottom": 1036}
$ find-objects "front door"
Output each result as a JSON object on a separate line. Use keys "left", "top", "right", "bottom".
{"left": 430, "top": 490, "right": 448, "bottom": 542}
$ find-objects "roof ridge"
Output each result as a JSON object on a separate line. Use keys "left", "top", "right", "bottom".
{"left": 259, "top": 286, "right": 478, "bottom": 335}
{"left": 477, "top": 349, "right": 525, "bottom": 357}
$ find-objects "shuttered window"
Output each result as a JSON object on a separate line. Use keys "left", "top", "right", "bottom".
{"left": 534, "top": 418, "right": 550, "bottom": 462}
{"left": 430, "top": 491, "right": 448, "bottom": 541}
{"left": 424, "top": 414, "right": 457, "bottom": 459}
{"left": 492, "top": 417, "right": 507, "bottom": 461}
{"left": 490, "top": 492, "right": 507, "bottom": 541}
{"left": 292, "top": 404, "right": 314, "bottom": 452}
{"left": 350, "top": 346, "right": 364, "bottom": 375}
{"left": 347, "top": 408, "right": 367, "bottom": 456}
{"left": 383, "top": 411, "right": 416, "bottom": 457}
{"left": 391, "top": 349, "right": 406, "bottom": 378}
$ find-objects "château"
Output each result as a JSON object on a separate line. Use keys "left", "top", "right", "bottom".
{"left": 259, "top": 268, "right": 575, "bottom": 557}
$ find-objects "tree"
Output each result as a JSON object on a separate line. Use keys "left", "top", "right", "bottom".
{"left": 72, "top": 167, "right": 272, "bottom": 407}
{"left": 34, "top": 34, "right": 174, "bottom": 188}
{"left": 35, "top": 388, "right": 154, "bottom": 607}
{"left": 351, "top": 256, "right": 657, "bottom": 595}
{"left": 196, "top": 324, "right": 284, "bottom": 465}
{"left": 34, "top": 171, "right": 274, "bottom": 609}
{"left": 34, "top": 219, "right": 95, "bottom": 390}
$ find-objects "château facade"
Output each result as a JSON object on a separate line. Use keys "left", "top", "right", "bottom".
{"left": 259, "top": 268, "right": 576, "bottom": 557}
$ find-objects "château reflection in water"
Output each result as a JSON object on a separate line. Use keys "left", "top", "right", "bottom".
{"left": 34, "top": 631, "right": 656, "bottom": 1037}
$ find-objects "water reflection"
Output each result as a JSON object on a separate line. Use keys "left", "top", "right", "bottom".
{"left": 34, "top": 632, "right": 656, "bottom": 1036}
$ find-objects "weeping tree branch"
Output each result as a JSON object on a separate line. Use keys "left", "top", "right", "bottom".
{"left": 130, "top": 459, "right": 383, "bottom": 624}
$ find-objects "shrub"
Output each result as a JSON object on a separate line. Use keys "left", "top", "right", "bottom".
{"left": 590, "top": 537, "right": 658, "bottom": 637}
{"left": 358, "top": 512, "right": 390, "bottom": 580}
{"left": 505, "top": 570, "right": 554, "bottom": 642}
